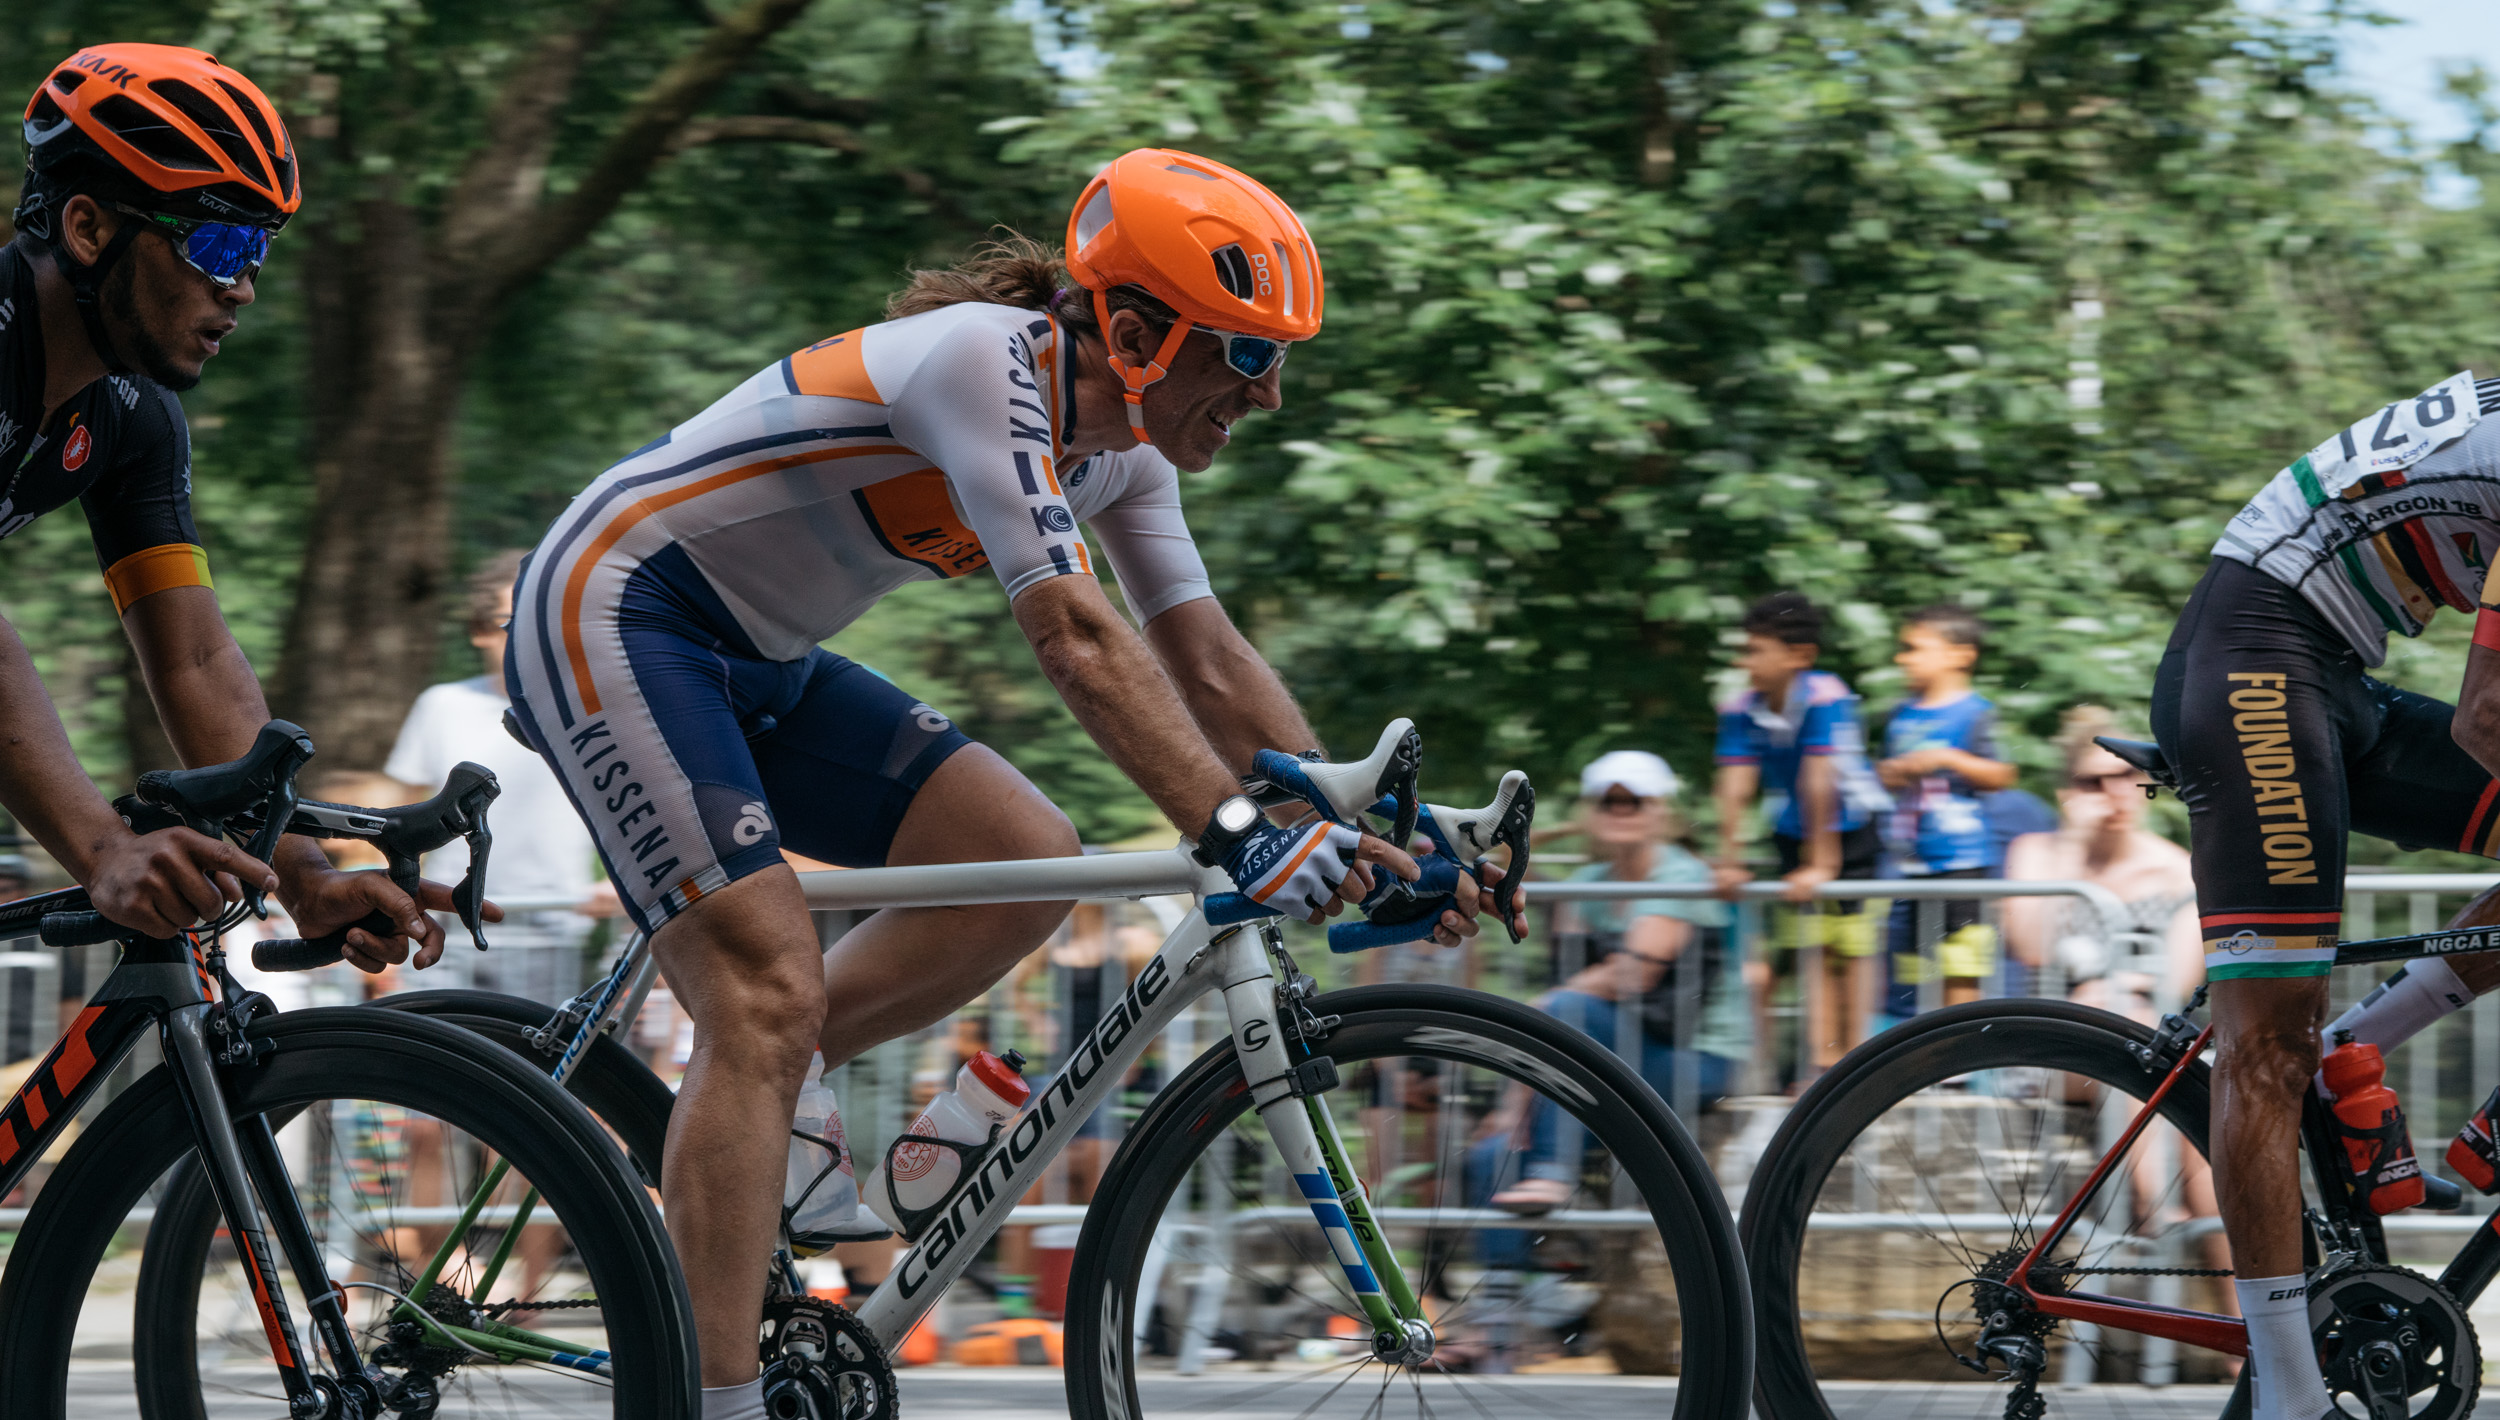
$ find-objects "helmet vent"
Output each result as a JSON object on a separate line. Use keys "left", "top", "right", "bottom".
{"left": 1210, "top": 243, "right": 1256, "bottom": 301}
{"left": 26, "top": 92, "right": 66, "bottom": 132}
{"left": 91, "top": 93, "right": 219, "bottom": 173}
{"left": 216, "top": 78, "right": 291, "bottom": 197}
{"left": 216, "top": 80, "right": 282, "bottom": 161}
{"left": 50, "top": 71, "right": 87, "bottom": 95}
{"left": 1271, "top": 240, "right": 1295, "bottom": 316}
{"left": 151, "top": 79, "right": 269, "bottom": 186}
{"left": 1073, "top": 186, "right": 1115, "bottom": 252}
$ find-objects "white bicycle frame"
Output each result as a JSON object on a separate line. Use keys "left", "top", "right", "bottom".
{"left": 551, "top": 844, "right": 1413, "bottom": 1353}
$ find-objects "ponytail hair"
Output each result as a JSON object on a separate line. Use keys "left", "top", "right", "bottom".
{"left": 884, "top": 230, "right": 1180, "bottom": 345}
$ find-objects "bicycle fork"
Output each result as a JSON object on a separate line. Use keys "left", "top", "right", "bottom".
{"left": 1219, "top": 926, "right": 1430, "bottom": 1357}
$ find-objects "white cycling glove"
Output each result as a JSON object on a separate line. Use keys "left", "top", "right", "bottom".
{"left": 1218, "top": 818, "right": 1366, "bottom": 920}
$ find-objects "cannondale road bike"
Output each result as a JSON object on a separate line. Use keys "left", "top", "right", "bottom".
{"left": 1741, "top": 735, "right": 2500, "bottom": 1420}
{"left": 0, "top": 720, "right": 698, "bottom": 1420}
{"left": 142, "top": 719, "right": 1754, "bottom": 1419}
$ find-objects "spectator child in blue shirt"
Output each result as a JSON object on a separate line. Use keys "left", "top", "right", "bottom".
{"left": 1876, "top": 604, "right": 2019, "bottom": 1016}
{"left": 1712, "top": 592, "right": 1892, "bottom": 1073}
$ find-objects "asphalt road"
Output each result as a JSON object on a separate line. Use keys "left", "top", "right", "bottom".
{"left": 65, "top": 1364, "right": 2242, "bottom": 1418}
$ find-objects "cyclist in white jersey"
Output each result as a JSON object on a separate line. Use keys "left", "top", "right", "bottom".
{"left": 507, "top": 149, "right": 1519, "bottom": 1413}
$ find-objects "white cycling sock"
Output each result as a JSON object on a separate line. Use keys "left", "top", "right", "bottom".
{"left": 2321, "top": 959, "right": 2471, "bottom": 1059}
{"left": 701, "top": 1380, "right": 766, "bottom": 1420}
{"left": 2236, "top": 1274, "right": 2332, "bottom": 1420}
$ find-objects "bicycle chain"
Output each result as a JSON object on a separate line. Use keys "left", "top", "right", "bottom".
{"left": 478, "top": 1297, "right": 605, "bottom": 1314}
{"left": 2035, "top": 1263, "right": 2235, "bottom": 1278}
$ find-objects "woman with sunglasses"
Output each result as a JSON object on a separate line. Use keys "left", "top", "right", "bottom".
{"left": 0, "top": 46, "right": 467, "bottom": 969}
{"left": 503, "top": 147, "right": 1519, "bottom": 1418}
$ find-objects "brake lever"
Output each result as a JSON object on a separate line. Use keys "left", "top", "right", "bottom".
{"left": 1378, "top": 726, "right": 1422, "bottom": 856}
{"left": 452, "top": 780, "right": 496, "bottom": 951}
{"left": 1485, "top": 779, "right": 1534, "bottom": 944}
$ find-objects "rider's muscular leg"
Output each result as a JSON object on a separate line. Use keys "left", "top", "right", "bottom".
{"left": 817, "top": 745, "right": 1080, "bottom": 1068}
{"left": 649, "top": 868, "right": 828, "bottom": 1386}
{"left": 2210, "top": 974, "right": 2331, "bottom": 1277}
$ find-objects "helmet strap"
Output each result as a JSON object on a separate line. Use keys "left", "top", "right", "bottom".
{"left": 1093, "top": 289, "right": 1193, "bottom": 447}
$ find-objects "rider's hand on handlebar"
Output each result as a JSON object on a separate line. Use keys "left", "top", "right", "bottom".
{"left": 1424, "top": 853, "right": 1528, "bottom": 947}
{"left": 1218, "top": 819, "right": 1420, "bottom": 924}
{"left": 87, "top": 826, "right": 280, "bottom": 939}
{"left": 278, "top": 856, "right": 504, "bottom": 974}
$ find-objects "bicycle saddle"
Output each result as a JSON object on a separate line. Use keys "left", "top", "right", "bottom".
{"left": 135, "top": 720, "right": 315, "bottom": 823}
{"left": 2093, "top": 736, "right": 2178, "bottom": 791}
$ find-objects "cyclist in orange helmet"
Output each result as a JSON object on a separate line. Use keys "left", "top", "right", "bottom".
{"left": 3, "top": 46, "right": 467, "bottom": 964}
{"left": 506, "top": 148, "right": 1515, "bottom": 1415}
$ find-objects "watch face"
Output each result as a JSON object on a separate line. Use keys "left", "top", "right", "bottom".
{"left": 1216, "top": 797, "right": 1260, "bottom": 834}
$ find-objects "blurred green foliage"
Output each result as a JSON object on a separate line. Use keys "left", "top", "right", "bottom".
{"left": 4, "top": 0, "right": 2500, "bottom": 858}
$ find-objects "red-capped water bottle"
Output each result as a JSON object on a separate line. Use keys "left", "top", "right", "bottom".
{"left": 2321, "top": 1030, "right": 2425, "bottom": 1215}
{"left": 861, "top": 1049, "right": 1031, "bottom": 1236}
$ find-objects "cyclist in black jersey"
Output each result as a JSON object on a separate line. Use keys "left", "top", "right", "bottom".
{"left": 0, "top": 45, "right": 469, "bottom": 966}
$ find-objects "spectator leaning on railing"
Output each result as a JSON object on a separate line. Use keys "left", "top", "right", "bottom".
{"left": 1875, "top": 603, "right": 2017, "bottom": 1015}
{"left": 1489, "top": 750, "right": 1754, "bottom": 1212}
{"left": 1712, "top": 591, "right": 1894, "bottom": 1076}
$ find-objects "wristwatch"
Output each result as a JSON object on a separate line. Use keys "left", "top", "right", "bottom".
{"left": 1191, "top": 794, "right": 1263, "bottom": 867}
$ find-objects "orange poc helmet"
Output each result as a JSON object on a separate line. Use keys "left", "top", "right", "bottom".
{"left": 18, "top": 44, "right": 299, "bottom": 232}
{"left": 1063, "top": 148, "right": 1324, "bottom": 444}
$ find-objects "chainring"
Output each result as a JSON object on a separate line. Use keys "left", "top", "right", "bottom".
{"left": 2311, "top": 1263, "right": 2478, "bottom": 1420}
{"left": 759, "top": 1296, "right": 898, "bottom": 1420}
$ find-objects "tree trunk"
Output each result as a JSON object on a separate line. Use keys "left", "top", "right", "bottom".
{"left": 268, "top": 202, "right": 471, "bottom": 768}
{"left": 264, "top": 0, "right": 820, "bottom": 767}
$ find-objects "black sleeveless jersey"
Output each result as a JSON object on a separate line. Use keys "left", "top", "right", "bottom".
{"left": 0, "top": 237, "right": 202, "bottom": 614}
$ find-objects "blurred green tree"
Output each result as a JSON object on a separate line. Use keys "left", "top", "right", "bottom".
{"left": 1004, "top": 0, "right": 2500, "bottom": 832}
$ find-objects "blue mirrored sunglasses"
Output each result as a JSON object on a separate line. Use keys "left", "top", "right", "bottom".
{"left": 114, "top": 204, "right": 274, "bottom": 288}
{"left": 1197, "top": 325, "right": 1287, "bottom": 380}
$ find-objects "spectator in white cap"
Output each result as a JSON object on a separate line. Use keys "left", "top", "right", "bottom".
{"left": 1484, "top": 750, "right": 1754, "bottom": 1213}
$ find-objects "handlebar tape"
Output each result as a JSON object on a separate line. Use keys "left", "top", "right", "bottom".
{"left": 249, "top": 909, "right": 400, "bottom": 973}
{"left": 1204, "top": 892, "right": 1282, "bottom": 926}
{"left": 252, "top": 937, "right": 347, "bottom": 973}
{"left": 39, "top": 911, "right": 121, "bottom": 947}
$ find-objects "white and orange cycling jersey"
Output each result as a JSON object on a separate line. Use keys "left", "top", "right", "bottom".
{"left": 521, "top": 300, "right": 1211, "bottom": 699}
{"left": 507, "top": 301, "right": 1216, "bottom": 929}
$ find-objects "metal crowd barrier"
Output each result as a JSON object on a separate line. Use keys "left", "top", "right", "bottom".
{"left": 7, "top": 870, "right": 2499, "bottom": 1387}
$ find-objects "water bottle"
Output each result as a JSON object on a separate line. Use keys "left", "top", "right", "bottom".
{"left": 2450, "top": 1083, "right": 2500, "bottom": 1192}
{"left": 862, "top": 1049, "right": 1030, "bottom": 1235}
{"left": 784, "top": 1053, "right": 865, "bottom": 1254}
{"left": 2321, "top": 1031, "right": 2425, "bottom": 1214}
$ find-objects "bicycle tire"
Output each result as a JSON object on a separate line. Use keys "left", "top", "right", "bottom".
{"left": 130, "top": 990, "right": 681, "bottom": 1420}
{"left": 374, "top": 989, "right": 675, "bottom": 1182}
{"left": 1740, "top": 998, "right": 2223, "bottom": 1419}
{"left": 0, "top": 1007, "right": 696, "bottom": 1420}
{"left": 1061, "top": 982, "right": 1752, "bottom": 1419}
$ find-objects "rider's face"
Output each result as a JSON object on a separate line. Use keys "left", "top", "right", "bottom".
{"left": 1140, "top": 323, "right": 1285, "bottom": 472}
{"left": 98, "top": 211, "right": 255, "bottom": 392}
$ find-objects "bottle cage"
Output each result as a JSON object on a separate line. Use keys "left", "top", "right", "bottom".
{"left": 877, "top": 1121, "right": 1006, "bottom": 1242}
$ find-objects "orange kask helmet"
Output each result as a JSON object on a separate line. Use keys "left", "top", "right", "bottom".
{"left": 19, "top": 44, "right": 299, "bottom": 231}
{"left": 1063, "top": 148, "right": 1324, "bottom": 444}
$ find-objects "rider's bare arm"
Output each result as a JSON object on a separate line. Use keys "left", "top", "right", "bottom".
{"left": 1016, "top": 576, "right": 1417, "bottom": 913}
{"left": 1139, "top": 596, "right": 1321, "bottom": 768}
{"left": 122, "top": 586, "right": 449, "bottom": 967}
